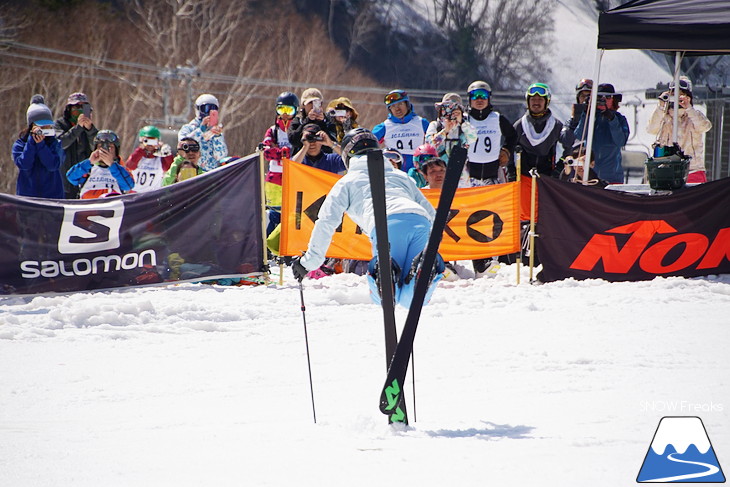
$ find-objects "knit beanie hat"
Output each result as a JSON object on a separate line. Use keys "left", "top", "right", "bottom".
{"left": 26, "top": 94, "right": 54, "bottom": 126}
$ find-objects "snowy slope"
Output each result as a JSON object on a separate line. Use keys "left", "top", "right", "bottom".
{"left": 1, "top": 265, "right": 729, "bottom": 486}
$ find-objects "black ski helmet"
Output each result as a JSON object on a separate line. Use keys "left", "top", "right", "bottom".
{"left": 93, "top": 130, "right": 121, "bottom": 152}
{"left": 276, "top": 91, "right": 299, "bottom": 108}
{"left": 341, "top": 127, "right": 379, "bottom": 162}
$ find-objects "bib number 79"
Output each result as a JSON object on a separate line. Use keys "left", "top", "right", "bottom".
{"left": 472, "top": 136, "right": 492, "bottom": 154}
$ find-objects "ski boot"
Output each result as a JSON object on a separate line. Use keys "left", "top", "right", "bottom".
{"left": 399, "top": 251, "right": 445, "bottom": 307}
{"left": 367, "top": 256, "right": 401, "bottom": 306}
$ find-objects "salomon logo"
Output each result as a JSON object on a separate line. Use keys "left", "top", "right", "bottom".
{"left": 58, "top": 201, "right": 124, "bottom": 254}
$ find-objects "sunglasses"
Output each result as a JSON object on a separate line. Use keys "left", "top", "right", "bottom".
{"left": 575, "top": 78, "right": 593, "bottom": 92}
{"left": 527, "top": 85, "right": 549, "bottom": 97}
{"left": 178, "top": 143, "right": 200, "bottom": 153}
{"left": 384, "top": 90, "right": 408, "bottom": 105}
{"left": 276, "top": 105, "right": 296, "bottom": 116}
{"left": 469, "top": 89, "right": 490, "bottom": 100}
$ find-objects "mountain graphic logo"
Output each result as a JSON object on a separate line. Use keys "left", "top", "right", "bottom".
{"left": 637, "top": 416, "right": 726, "bottom": 483}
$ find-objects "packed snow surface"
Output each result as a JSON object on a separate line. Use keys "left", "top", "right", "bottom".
{"left": 1, "top": 265, "right": 728, "bottom": 486}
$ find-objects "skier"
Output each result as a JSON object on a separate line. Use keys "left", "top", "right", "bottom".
{"left": 372, "top": 89, "right": 430, "bottom": 173}
{"left": 66, "top": 130, "right": 135, "bottom": 199}
{"left": 178, "top": 93, "right": 228, "bottom": 172}
{"left": 425, "top": 92, "right": 477, "bottom": 179}
{"left": 125, "top": 125, "right": 173, "bottom": 192}
{"left": 409, "top": 144, "right": 438, "bottom": 188}
{"left": 291, "top": 128, "right": 444, "bottom": 307}
{"left": 464, "top": 81, "right": 517, "bottom": 186}
{"left": 262, "top": 91, "right": 298, "bottom": 236}
{"left": 513, "top": 82, "right": 570, "bottom": 177}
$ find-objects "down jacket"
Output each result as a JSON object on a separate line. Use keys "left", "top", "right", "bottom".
{"left": 646, "top": 105, "right": 712, "bottom": 174}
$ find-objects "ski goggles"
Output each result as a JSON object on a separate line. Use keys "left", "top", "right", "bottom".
{"left": 198, "top": 103, "right": 218, "bottom": 115}
{"left": 178, "top": 143, "right": 200, "bottom": 153}
{"left": 384, "top": 90, "right": 408, "bottom": 106}
{"left": 383, "top": 150, "right": 403, "bottom": 167}
{"left": 276, "top": 105, "right": 296, "bottom": 116}
{"left": 468, "top": 89, "right": 490, "bottom": 100}
{"left": 527, "top": 85, "right": 550, "bottom": 97}
{"left": 669, "top": 78, "right": 692, "bottom": 92}
{"left": 575, "top": 78, "right": 593, "bottom": 92}
{"left": 413, "top": 153, "right": 434, "bottom": 168}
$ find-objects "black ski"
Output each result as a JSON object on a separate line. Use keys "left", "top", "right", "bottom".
{"left": 379, "top": 146, "right": 467, "bottom": 424}
{"left": 366, "top": 150, "right": 400, "bottom": 370}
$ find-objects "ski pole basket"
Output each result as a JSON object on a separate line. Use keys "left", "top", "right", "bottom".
{"left": 645, "top": 144, "right": 690, "bottom": 190}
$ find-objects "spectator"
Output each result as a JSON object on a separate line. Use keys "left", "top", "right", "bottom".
{"left": 162, "top": 137, "right": 205, "bottom": 186}
{"left": 421, "top": 157, "right": 447, "bottom": 190}
{"left": 326, "top": 97, "right": 360, "bottom": 143}
{"left": 125, "top": 125, "right": 173, "bottom": 192}
{"left": 291, "top": 123, "right": 347, "bottom": 174}
{"left": 287, "top": 88, "right": 337, "bottom": 156}
{"left": 178, "top": 93, "right": 227, "bottom": 172}
{"left": 262, "top": 91, "right": 298, "bottom": 236}
{"left": 291, "top": 128, "right": 443, "bottom": 308}
{"left": 647, "top": 76, "right": 712, "bottom": 183}
{"left": 513, "top": 83, "right": 569, "bottom": 177}
{"left": 464, "top": 81, "right": 517, "bottom": 186}
{"left": 564, "top": 78, "right": 593, "bottom": 137}
{"left": 573, "top": 83, "right": 629, "bottom": 184}
{"left": 13, "top": 95, "right": 65, "bottom": 199}
{"left": 559, "top": 143, "right": 607, "bottom": 188}
{"left": 54, "top": 92, "right": 98, "bottom": 199}
{"left": 426, "top": 93, "right": 477, "bottom": 182}
{"left": 409, "top": 144, "right": 438, "bottom": 188}
{"left": 372, "top": 89, "right": 430, "bottom": 173}
{"left": 66, "top": 130, "right": 134, "bottom": 199}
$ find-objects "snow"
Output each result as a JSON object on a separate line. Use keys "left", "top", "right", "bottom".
{"left": 1, "top": 265, "right": 729, "bottom": 486}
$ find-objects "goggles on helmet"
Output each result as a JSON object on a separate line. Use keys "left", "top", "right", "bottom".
{"left": 413, "top": 154, "right": 433, "bottom": 169}
{"left": 276, "top": 105, "right": 296, "bottom": 116}
{"left": 669, "top": 78, "right": 691, "bottom": 92}
{"left": 527, "top": 85, "right": 550, "bottom": 98}
{"left": 575, "top": 78, "right": 593, "bottom": 92}
{"left": 198, "top": 103, "right": 218, "bottom": 116}
{"left": 383, "top": 150, "right": 403, "bottom": 164}
{"left": 384, "top": 90, "right": 408, "bottom": 105}
{"left": 469, "top": 89, "right": 490, "bottom": 100}
{"left": 178, "top": 142, "right": 200, "bottom": 153}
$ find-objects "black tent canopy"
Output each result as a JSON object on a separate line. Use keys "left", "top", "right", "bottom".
{"left": 598, "top": 0, "right": 730, "bottom": 53}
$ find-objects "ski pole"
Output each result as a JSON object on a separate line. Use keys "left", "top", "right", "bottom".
{"left": 298, "top": 281, "right": 317, "bottom": 423}
{"left": 411, "top": 351, "right": 417, "bottom": 423}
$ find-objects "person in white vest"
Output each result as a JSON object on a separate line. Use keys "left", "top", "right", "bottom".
{"left": 513, "top": 83, "right": 569, "bottom": 177}
{"left": 464, "top": 81, "right": 517, "bottom": 186}
{"left": 125, "top": 125, "right": 173, "bottom": 192}
{"left": 372, "top": 89, "right": 430, "bottom": 174}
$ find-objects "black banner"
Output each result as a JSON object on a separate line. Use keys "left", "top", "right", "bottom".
{"left": 0, "top": 155, "right": 264, "bottom": 295}
{"left": 536, "top": 177, "right": 730, "bottom": 282}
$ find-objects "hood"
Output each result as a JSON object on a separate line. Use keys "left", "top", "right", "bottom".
{"left": 326, "top": 97, "right": 359, "bottom": 121}
{"left": 348, "top": 153, "right": 394, "bottom": 174}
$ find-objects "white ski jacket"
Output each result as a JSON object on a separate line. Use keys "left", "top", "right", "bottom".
{"left": 300, "top": 153, "right": 435, "bottom": 271}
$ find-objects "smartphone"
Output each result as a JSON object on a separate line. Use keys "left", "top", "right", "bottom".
{"left": 208, "top": 109, "right": 219, "bottom": 127}
{"left": 178, "top": 167, "right": 198, "bottom": 182}
{"left": 82, "top": 104, "right": 92, "bottom": 118}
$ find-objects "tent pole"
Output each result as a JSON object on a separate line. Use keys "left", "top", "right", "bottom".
{"left": 672, "top": 51, "right": 683, "bottom": 144}
{"left": 582, "top": 49, "right": 603, "bottom": 185}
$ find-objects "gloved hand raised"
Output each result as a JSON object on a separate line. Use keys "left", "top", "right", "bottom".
{"left": 292, "top": 256, "right": 308, "bottom": 282}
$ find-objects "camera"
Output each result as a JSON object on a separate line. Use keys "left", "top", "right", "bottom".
{"left": 659, "top": 93, "right": 670, "bottom": 102}
{"left": 32, "top": 129, "right": 43, "bottom": 137}
{"left": 305, "top": 132, "right": 323, "bottom": 142}
{"left": 328, "top": 108, "right": 347, "bottom": 118}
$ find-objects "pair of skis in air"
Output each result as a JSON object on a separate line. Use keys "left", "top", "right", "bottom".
{"left": 367, "top": 147, "right": 467, "bottom": 425}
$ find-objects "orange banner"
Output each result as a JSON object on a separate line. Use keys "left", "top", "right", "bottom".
{"left": 280, "top": 159, "right": 520, "bottom": 261}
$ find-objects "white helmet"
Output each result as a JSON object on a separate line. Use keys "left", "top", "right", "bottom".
{"left": 195, "top": 93, "right": 219, "bottom": 119}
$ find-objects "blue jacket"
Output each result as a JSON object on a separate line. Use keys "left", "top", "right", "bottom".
{"left": 574, "top": 111, "right": 629, "bottom": 184}
{"left": 302, "top": 152, "right": 346, "bottom": 174}
{"left": 12, "top": 134, "right": 65, "bottom": 199}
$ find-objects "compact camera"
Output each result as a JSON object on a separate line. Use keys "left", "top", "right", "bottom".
{"left": 327, "top": 108, "right": 347, "bottom": 118}
{"left": 305, "top": 132, "right": 323, "bottom": 142}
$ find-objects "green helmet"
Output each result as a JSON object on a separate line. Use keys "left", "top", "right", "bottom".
{"left": 525, "top": 83, "right": 551, "bottom": 105}
{"left": 138, "top": 125, "right": 161, "bottom": 139}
